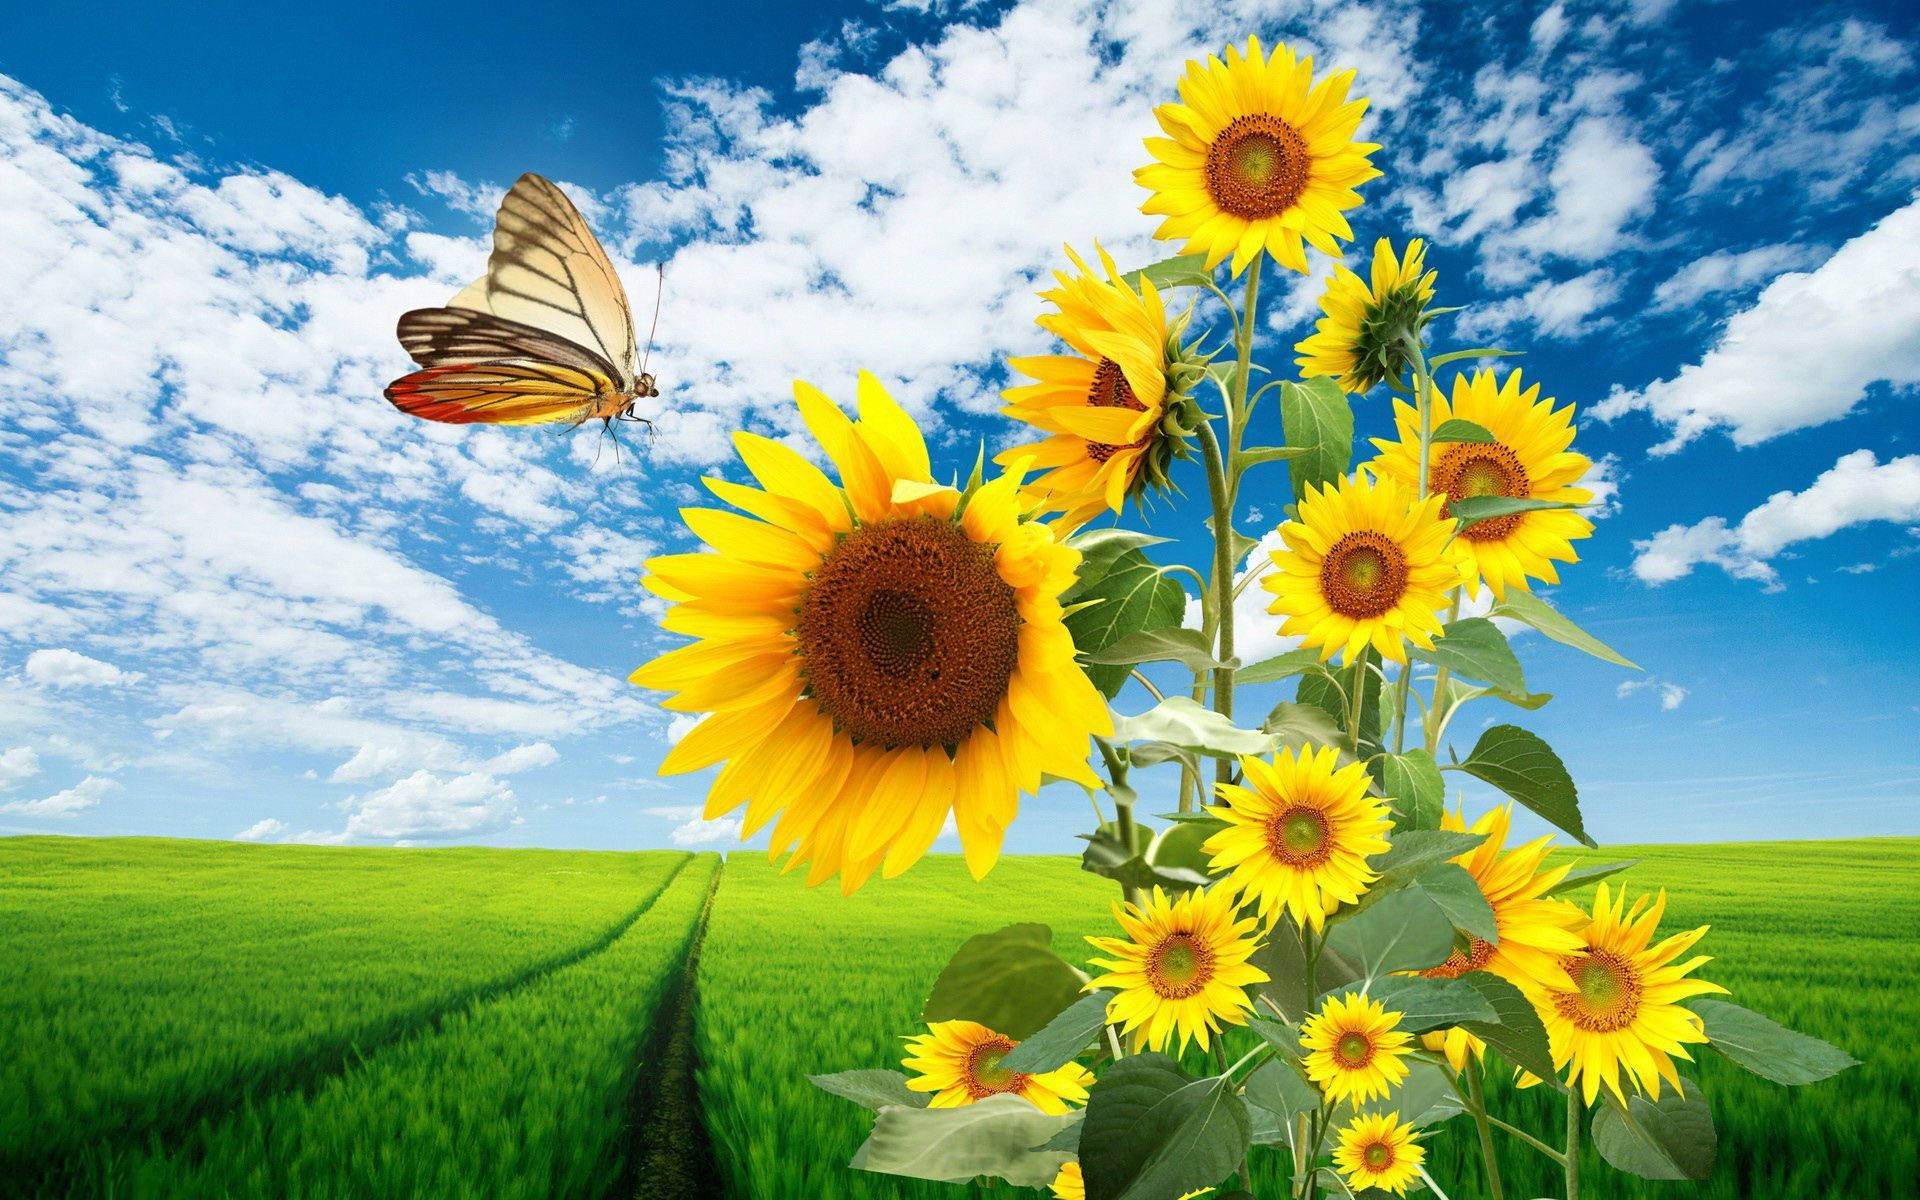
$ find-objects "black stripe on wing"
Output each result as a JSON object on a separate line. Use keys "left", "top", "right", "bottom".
{"left": 396, "top": 306, "right": 620, "bottom": 380}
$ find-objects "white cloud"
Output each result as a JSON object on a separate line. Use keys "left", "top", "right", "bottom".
{"left": 645, "top": 803, "right": 744, "bottom": 847}
{"left": 0, "top": 773, "right": 116, "bottom": 818}
{"left": 234, "top": 817, "right": 287, "bottom": 841}
{"left": 1457, "top": 269, "right": 1622, "bottom": 341}
{"left": 1183, "top": 528, "right": 1301, "bottom": 669}
{"left": 1617, "top": 677, "right": 1687, "bottom": 710}
{"left": 480, "top": 741, "right": 560, "bottom": 775}
{"left": 0, "top": 746, "right": 39, "bottom": 790}
{"left": 1511, "top": 116, "right": 1659, "bottom": 262}
{"left": 23, "top": 648, "right": 142, "bottom": 689}
{"left": 1632, "top": 450, "right": 1920, "bottom": 587}
{"left": 1647, "top": 243, "right": 1826, "bottom": 314}
{"left": 1597, "top": 199, "right": 1920, "bottom": 451}
{"left": 341, "top": 769, "right": 518, "bottom": 840}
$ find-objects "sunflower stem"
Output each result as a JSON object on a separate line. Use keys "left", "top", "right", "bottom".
{"left": 1564, "top": 1091, "right": 1584, "bottom": 1200}
{"left": 1196, "top": 420, "right": 1237, "bottom": 774}
{"left": 1466, "top": 1066, "right": 1509, "bottom": 1200}
{"left": 1482, "top": 1112, "right": 1568, "bottom": 1165}
{"left": 1391, "top": 332, "right": 1434, "bottom": 758}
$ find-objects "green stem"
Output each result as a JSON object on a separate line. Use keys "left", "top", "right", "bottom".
{"left": 1564, "top": 1092, "right": 1583, "bottom": 1200}
{"left": 1467, "top": 1068, "right": 1508, "bottom": 1200}
{"left": 1423, "top": 591, "right": 1462, "bottom": 754}
{"left": 1196, "top": 420, "right": 1236, "bottom": 769}
{"left": 1484, "top": 1113, "right": 1568, "bottom": 1164}
{"left": 1391, "top": 334, "right": 1434, "bottom": 754}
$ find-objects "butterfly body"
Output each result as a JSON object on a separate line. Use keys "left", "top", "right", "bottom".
{"left": 385, "top": 173, "right": 661, "bottom": 433}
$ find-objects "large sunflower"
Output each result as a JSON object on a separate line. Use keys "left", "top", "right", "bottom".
{"left": 1136, "top": 37, "right": 1381, "bottom": 276}
{"left": 1294, "top": 238, "right": 1437, "bottom": 393}
{"left": 1527, "top": 882, "right": 1726, "bottom": 1105}
{"left": 631, "top": 373, "right": 1111, "bottom": 893}
{"left": 901, "top": 1020, "right": 1093, "bottom": 1114}
{"left": 1261, "top": 470, "right": 1466, "bottom": 664}
{"left": 1085, "top": 885, "right": 1269, "bottom": 1054}
{"left": 1300, "top": 990, "right": 1413, "bottom": 1105}
{"left": 1368, "top": 368, "right": 1594, "bottom": 599}
{"left": 1415, "top": 805, "right": 1587, "bottom": 1072}
{"left": 999, "top": 244, "right": 1196, "bottom": 531}
{"left": 1332, "top": 1111, "right": 1426, "bottom": 1196}
{"left": 1202, "top": 744, "right": 1391, "bottom": 931}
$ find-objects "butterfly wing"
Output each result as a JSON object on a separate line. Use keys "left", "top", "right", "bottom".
{"left": 384, "top": 360, "right": 612, "bottom": 426}
{"left": 395, "top": 305, "right": 618, "bottom": 379}
{"left": 470, "top": 174, "right": 638, "bottom": 391}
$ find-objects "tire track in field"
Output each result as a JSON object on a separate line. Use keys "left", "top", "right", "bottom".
{"left": 11, "top": 853, "right": 697, "bottom": 1196}
{"left": 618, "top": 855, "right": 725, "bottom": 1200}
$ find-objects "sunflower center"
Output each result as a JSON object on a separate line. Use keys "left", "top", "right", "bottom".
{"left": 1553, "top": 948, "right": 1643, "bottom": 1033}
{"left": 1420, "top": 935, "right": 1495, "bottom": 980}
{"left": 1084, "top": 358, "right": 1149, "bottom": 465}
{"left": 1265, "top": 805, "right": 1333, "bottom": 867}
{"left": 964, "top": 1036, "right": 1029, "bottom": 1098}
{"left": 1319, "top": 531, "right": 1410, "bottom": 619}
{"left": 1205, "top": 114, "right": 1311, "bottom": 219}
{"left": 1434, "top": 442, "right": 1533, "bottom": 542}
{"left": 1334, "top": 1030, "right": 1376, "bottom": 1069}
{"left": 1363, "top": 1141, "right": 1394, "bottom": 1170}
{"left": 797, "top": 515, "right": 1021, "bottom": 750}
{"left": 1147, "top": 932, "right": 1216, "bottom": 999}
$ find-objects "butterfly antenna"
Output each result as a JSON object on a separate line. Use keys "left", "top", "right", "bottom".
{"left": 638, "top": 263, "right": 665, "bottom": 380}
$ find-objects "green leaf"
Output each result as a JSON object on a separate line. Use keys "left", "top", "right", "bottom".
{"left": 1279, "top": 376, "right": 1354, "bottom": 504}
{"left": 1066, "top": 548, "right": 1187, "bottom": 697}
{"left": 1448, "top": 495, "right": 1580, "bottom": 534}
{"left": 1079, "top": 1056, "right": 1250, "bottom": 1200}
{"left": 1456, "top": 973, "right": 1557, "bottom": 1082}
{"left": 1371, "top": 829, "right": 1485, "bottom": 883}
{"left": 1232, "top": 445, "right": 1306, "bottom": 474}
{"left": 1087, "top": 626, "right": 1229, "bottom": 672}
{"left": 1128, "top": 741, "right": 1197, "bottom": 772}
{"left": 849, "top": 1092, "right": 1079, "bottom": 1187}
{"left": 1244, "top": 1059, "right": 1319, "bottom": 1122}
{"left": 1427, "top": 346, "right": 1519, "bottom": 370}
{"left": 1331, "top": 1058, "right": 1464, "bottom": 1128}
{"left": 1112, "top": 697, "right": 1276, "bottom": 760}
{"left": 1123, "top": 253, "right": 1213, "bottom": 291}
{"left": 1456, "top": 725, "right": 1595, "bottom": 847}
{"left": 1260, "top": 701, "right": 1346, "bottom": 754}
{"left": 1429, "top": 418, "right": 1496, "bottom": 444}
{"left": 1410, "top": 862, "right": 1499, "bottom": 944}
{"left": 1413, "top": 617, "right": 1528, "bottom": 696}
{"left": 1067, "top": 528, "right": 1174, "bottom": 582}
{"left": 1325, "top": 888, "right": 1455, "bottom": 980}
{"left": 1145, "top": 819, "right": 1218, "bottom": 876}
{"left": 1489, "top": 589, "right": 1640, "bottom": 670}
{"left": 1685, "top": 998, "right": 1859, "bottom": 1085}
{"left": 1360, "top": 974, "right": 1498, "bottom": 1033}
{"left": 1082, "top": 822, "right": 1209, "bottom": 894}
{"left": 1591, "top": 1078, "right": 1717, "bottom": 1181}
{"left": 809, "top": 1069, "right": 929, "bottom": 1111}
{"left": 1237, "top": 647, "right": 1324, "bottom": 685}
{"left": 922, "top": 923, "right": 1086, "bottom": 1040}
{"left": 1002, "top": 990, "right": 1116, "bottom": 1074}
{"left": 1371, "top": 749, "right": 1444, "bottom": 831}
{"left": 1542, "top": 859, "right": 1638, "bottom": 896}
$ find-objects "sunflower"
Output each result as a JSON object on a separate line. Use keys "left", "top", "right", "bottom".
{"left": 1202, "top": 744, "right": 1391, "bottom": 931}
{"left": 1332, "top": 1111, "right": 1426, "bottom": 1196}
{"left": 1367, "top": 368, "right": 1594, "bottom": 600}
{"left": 1294, "top": 238, "right": 1438, "bottom": 393}
{"left": 901, "top": 1020, "right": 1093, "bottom": 1115}
{"left": 1261, "top": 470, "right": 1466, "bottom": 664}
{"left": 1136, "top": 36, "right": 1381, "bottom": 276}
{"left": 999, "top": 244, "right": 1203, "bottom": 531}
{"left": 631, "top": 372, "right": 1112, "bottom": 893}
{"left": 1049, "top": 1163, "right": 1213, "bottom": 1200}
{"left": 1085, "top": 885, "right": 1269, "bottom": 1054}
{"left": 1301, "top": 991, "right": 1413, "bottom": 1105}
{"left": 1527, "top": 882, "right": 1727, "bottom": 1105}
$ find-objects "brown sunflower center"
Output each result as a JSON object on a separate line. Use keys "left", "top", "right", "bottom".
{"left": 1334, "top": 1030, "right": 1376, "bottom": 1069}
{"left": 1084, "top": 357, "right": 1149, "bottom": 465}
{"left": 1434, "top": 442, "right": 1533, "bottom": 542}
{"left": 1363, "top": 1140, "right": 1395, "bottom": 1171}
{"left": 797, "top": 515, "right": 1020, "bottom": 750}
{"left": 1265, "top": 804, "right": 1333, "bottom": 867}
{"left": 1319, "top": 530, "right": 1410, "bottom": 618}
{"left": 1553, "top": 948, "right": 1643, "bottom": 1033}
{"left": 964, "top": 1036, "right": 1028, "bottom": 1098}
{"left": 1147, "top": 931, "right": 1216, "bottom": 999}
{"left": 1205, "top": 113, "right": 1311, "bottom": 219}
{"left": 1420, "top": 935, "right": 1496, "bottom": 980}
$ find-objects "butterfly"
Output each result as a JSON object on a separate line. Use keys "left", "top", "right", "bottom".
{"left": 386, "top": 173, "right": 661, "bottom": 438}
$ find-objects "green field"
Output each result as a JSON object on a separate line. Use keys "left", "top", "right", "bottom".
{"left": 2, "top": 836, "right": 1911, "bottom": 1198}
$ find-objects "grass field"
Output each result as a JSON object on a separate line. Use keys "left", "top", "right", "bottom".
{"left": 2, "top": 835, "right": 1911, "bottom": 1199}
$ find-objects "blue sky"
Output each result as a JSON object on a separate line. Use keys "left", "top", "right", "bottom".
{"left": 1, "top": 0, "right": 1915, "bottom": 859}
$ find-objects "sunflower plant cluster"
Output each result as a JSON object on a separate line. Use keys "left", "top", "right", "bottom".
{"left": 630, "top": 35, "right": 1856, "bottom": 1200}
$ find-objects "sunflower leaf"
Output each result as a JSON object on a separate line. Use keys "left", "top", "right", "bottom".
{"left": 1261, "top": 701, "right": 1347, "bottom": 755}
{"left": 1427, "top": 346, "right": 1521, "bottom": 370}
{"left": 1328, "top": 1058, "right": 1465, "bottom": 1128}
{"left": 1244, "top": 1059, "right": 1320, "bottom": 1122}
{"left": 1356, "top": 974, "right": 1497, "bottom": 1033}
{"left": 1065, "top": 548, "right": 1187, "bottom": 697}
{"left": 1429, "top": 417, "right": 1497, "bottom": 443}
{"left": 1683, "top": 998, "right": 1859, "bottom": 1085}
{"left": 1413, "top": 617, "right": 1529, "bottom": 696}
{"left": 1086, "top": 626, "right": 1232, "bottom": 672}
{"left": 1122, "top": 252, "right": 1214, "bottom": 291}
{"left": 1455, "top": 725, "right": 1595, "bottom": 847}
{"left": 1079, "top": 1056, "right": 1250, "bottom": 1200}
{"left": 1591, "top": 1078, "right": 1717, "bottom": 1180}
{"left": 1541, "top": 859, "right": 1638, "bottom": 896}
{"left": 1001, "top": 990, "right": 1116, "bottom": 1074}
{"left": 1370, "top": 829, "right": 1486, "bottom": 883}
{"left": 1456, "top": 972, "right": 1558, "bottom": 1083}
{"left": 849, "top": 1092, "right": 1080, "bottom": 1187}
{"left": 1370, "top": 749, "right": 1445, "bottom": 831}
{"left": 1325, "top": 887, "right": 1455, "bottom": 980}
{"left": 1111, "top": 696, "right": 1276, "bottom": 760}
{"left": 1489, "top": 589, "right": 1641, "bottom": 670}
{"left": 1410, "top": 862, "right": 1499, "bottom": 944}
{"left": 1232, "top": 445, "right": 1307, "bottom": 474}
{"left": 1449, "top": 495, "right": 1581, "bottom": 533}
{"left": 1066, "top": 529, "right": 1175, "bottom": 583}
{"left": 808, "top": 1069, "right": 929, "bottom": 1111}
{"left": 921, "top": 923, "right": 1086, "bottom": 1041}
{"left": 1279, "top": 376, "right": 1354, "bottom": 503}
{"left": 1081, "top": 823, "right": 1210, "bottom": 894}
{"left": 1237, "top": 647, "right": 1326, "bottom": 685}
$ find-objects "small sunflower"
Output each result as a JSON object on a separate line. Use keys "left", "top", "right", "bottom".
{"left": 1332, "top": 1111, "right": 1426, "bottom": 1196}
{"left": 1294, "top": 238, "right": 1438, "bottom": 393}
{"left": 631, "top": 372, "right": 1112, "bottom": 893}
{"left": 1528, "top": 882, "right": 1727, "bottom": 1105}
{"left": 1301, "top": 991, "right": 1413, "bottom": 1105}
{"left": 1049, "top": 1162, "right": 1213, "bottom": 1200}
{"left": 1261, "top": 470, "right": 1467, "bottom": 664}
{"left": 1202, "top": 744, "right": 1391, "bottom": 931}
{"left": 1085, "top": 885, "right": 1269, "bottom": 1054}
{"left": 999, "top": 244, "right": 1204, "bottom": 531}
{"left": 1367, "top": 368, "right": 1594, "bottom": 599}
{"left": 1136, "top": 36, "right": 1381, "bottom": 276}
{"left": 901, "top": 1020, "right": 1093, "bottom": 1115}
